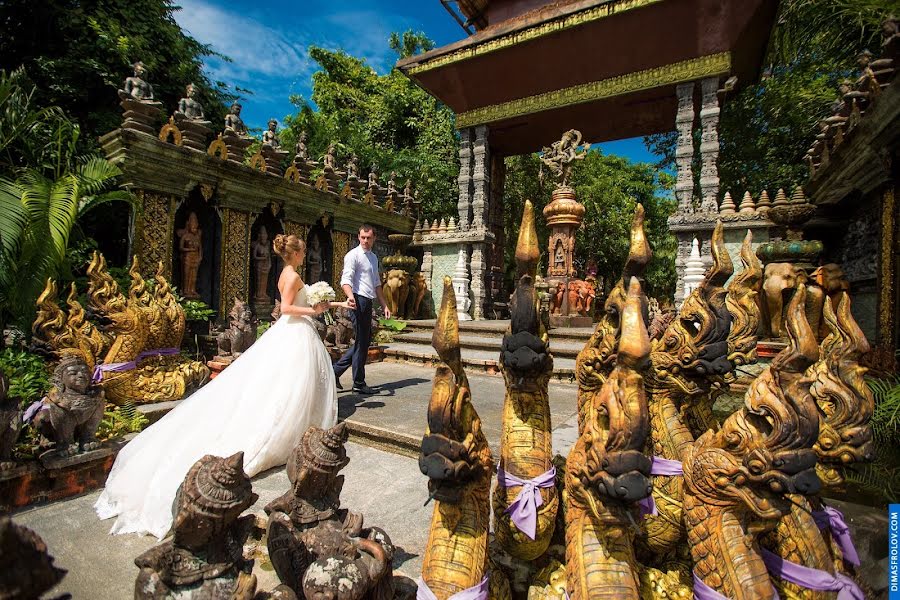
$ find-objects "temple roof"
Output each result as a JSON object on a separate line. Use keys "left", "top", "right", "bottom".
{"left": 401, "top": 0, "right": 779, "bottom": 155}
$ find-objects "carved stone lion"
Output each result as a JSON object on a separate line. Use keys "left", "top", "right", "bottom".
{"left": 217, "top": 299, "right": 258, "bottom": 358}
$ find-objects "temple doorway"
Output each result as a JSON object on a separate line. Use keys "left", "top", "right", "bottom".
{"left": 172, "top": 187, "right": 222, "bottom": 313}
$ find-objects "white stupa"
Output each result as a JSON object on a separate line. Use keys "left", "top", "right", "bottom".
{"left": 452, "top": 246, "right": 472, "bottom": 321}
{"left": 683, "top": 237, "right": 706, "bottom": 299}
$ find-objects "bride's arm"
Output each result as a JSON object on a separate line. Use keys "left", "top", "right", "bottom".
{"left": 279, "top": 273, "right": 327, "bottom": 317}
{"left": 328, "top": 300, "right": 351, "bottom": 309}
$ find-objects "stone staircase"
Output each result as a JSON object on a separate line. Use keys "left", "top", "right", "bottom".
{"left": 381, "top": 319, "right": 595, "bottom": 381}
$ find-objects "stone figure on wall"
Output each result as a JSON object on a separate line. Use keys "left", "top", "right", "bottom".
{"left": 119, "top": 61, "right": 157, "bottom": 102}
{"left": 346, "top": 153, "right": 359, "bottom": 179}
{"left": 263, "top": 118, "right": 282, "bottom": 150}
{"left": 217, "top": 299, "right": 258, "bottom": 358}
{"left": 306, "top": 235, "right": 323, "bottom": 283}
{"left": 322, "top": 143, "right": 337, "bottom": 170}
{"left": 404, "top": 179, "right": 414, "bottom": 199}
{"left": 295, "top": 131, "right": 309, "bottom": 160}
{"left": 253, "top": 226, "right": 273, "bottom": 302}
{"left": 387, "top": 171, "right": 398, "bottom": 196}
{"left": 553, "top": 239, "right": 565, "bottom": 270}
{"left": 177, "top": 212, "right": 202, "bottom": 299}
{"left": 367, "top": 169, "right": 378, "bottom": 190}
{"left": 175, "top": 83, "right": 209, "bottom": 123}
{"left": 539, "top": 128, "right": 589, "bottom": 188}
{"left": 224, "top": 101, "right": 249, "bottom": 136}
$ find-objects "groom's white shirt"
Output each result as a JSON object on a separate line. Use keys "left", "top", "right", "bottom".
{"left": 340, "top": 244, "right": 380, "bottom": 300}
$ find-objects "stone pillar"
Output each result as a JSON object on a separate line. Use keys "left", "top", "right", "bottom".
{"left": 471, "top": 125, "right": 490, "bottom": 231}
{"left": 421, "top": 249, "right": 433, "bottom": 292}
{"left": 699, "top": 77, "right": 721, "bottom": 213}
{"left": 673, "top": 236, "right": 693, "bottom": 307}
{"left": 675, "top": 82, "right": 696, "bottom": 214}
{"left": 132, "top": 190, "right": 176, "bottom": 280}
{"left": 219, "top": 208, "right": 251, "bottom": 318}
{"left": 457, "top": 127, "right": 474, "bottom": 229}
{"left": 470, "top": 242, "right": 486, "bottom": 320}
{"left": 452, "top": 245, "right": 472, "bottom": 321}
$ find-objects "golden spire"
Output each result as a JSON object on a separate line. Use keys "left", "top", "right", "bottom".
{"left": 432, "top": 276, "right": 463, "bottom": 378}
{"left": 515, "top": 200, "right": 540, "bottom": 279}
{"left": 623, "top": 203, "right": 652, "bottom": 279}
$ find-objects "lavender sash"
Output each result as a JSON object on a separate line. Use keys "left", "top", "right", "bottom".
{"left": 761, "top": 547, "right": 863, "bottom": 600}
{"left": 638, "top": 457, "right": 684, "bottom": 517}
{"left": 813, "top": 505, "right": 861, "bottom": 567}
{"left": 497, "top": 465, "right": 556, "bottom": 540}
{"left": 22, "top": 399, "right": 47, "bottom": 422}
{"left": 416, "top": 574, "right": 489, "bottom": 600}
{"left": 91, "top": 347, "right": 181, "bottom": 383}
{"left": 693, "top": 570, "right": 780, "bottom": 600}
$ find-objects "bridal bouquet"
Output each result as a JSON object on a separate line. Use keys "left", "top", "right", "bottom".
{"left": 307, "top": 281, "right": 337, "bottom": 324}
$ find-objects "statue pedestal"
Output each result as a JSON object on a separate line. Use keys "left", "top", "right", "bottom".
{"left": 340, "top": 176, "right": 365, "bottom": 202}
{"left": 315, "top": 168, "right": 342, "bottom": 194}
{"left": 286, "top": 158, "right": 315, "bottom": 184}
{"left": 222, "top": 132, "right": 253, "bottom": 164}
{"left": 176, "top": 118, "right": 213, "bottom": 152}
{"left": 119, "top": 98, "right": 162, "bottom": 135}
{"left": 546, "top": 276, "right": 594, "bottom": 327}
{"left": 260, "top": 146, "right": 289, "bottom": 176}
{"left": 253, "top": 301, "right": 274, "bottom": 321}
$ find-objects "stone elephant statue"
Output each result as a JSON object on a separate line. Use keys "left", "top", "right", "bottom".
{"left": 762, "top": 262, "right": 835, "bottom": 339}
{"left": 405, "top": 271, "right": 428, "bottom": 320}
{"left": 382, "top": 269, "right": 409, "bottom": 318}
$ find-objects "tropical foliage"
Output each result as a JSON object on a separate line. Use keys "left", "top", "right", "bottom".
{"left": 503, "top": 152, "right": 677, "bottom": 299}
{"left": 644, "top": 0, "right": 887, "bottom": 195}
{"left": 847, "top": 376, "right": 900, "bottom": 503}
{"left": 0, "top": 347, "right": 52, "bottom": 408}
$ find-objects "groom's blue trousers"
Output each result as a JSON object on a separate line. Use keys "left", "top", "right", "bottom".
{"left": 333, "top": 294, "right": 373, "bottom": 387}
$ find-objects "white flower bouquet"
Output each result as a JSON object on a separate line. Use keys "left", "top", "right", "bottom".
{"left": 307, "top": 281, "right": 337, "bottom": 324}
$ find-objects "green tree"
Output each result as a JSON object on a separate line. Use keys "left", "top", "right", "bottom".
{"left": 0, "top": 0, "right": 240, "bottom": 148}
{"left": 644, "top": 0, "right": 887, "bottom": 194}
{"left": 503, "top": 151, "right": 676, "bottom": 299}
{"left": 280, "top": 32, "right": 458, "bottom": 220}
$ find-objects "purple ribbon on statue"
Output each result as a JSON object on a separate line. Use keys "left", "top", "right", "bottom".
{"left": 91, "top": 347, "right": 181, "bottom": 383}
{"left": 693, "top": 569, "right": 780, "bottom": 600}
{"left": 497, "top": 464, "right": 557, "bottom": 540}
{"left": 22, "top": 399, "right": 47, "bottom": 423}
{"left": 761, "top": 547, "right": 863, "bottom": 600}
{"left": 813, "top": 505, "right": 861, "bottom": 567}
{"left": 638, "top": 456, "right": 684, "bottom": 517}
{"left": 416, "top": 574, "right": 489, "bottom": 600}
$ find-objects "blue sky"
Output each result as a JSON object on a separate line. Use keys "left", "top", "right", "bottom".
{"left": 173, "top": 0, "right": 660, "bottom": 165}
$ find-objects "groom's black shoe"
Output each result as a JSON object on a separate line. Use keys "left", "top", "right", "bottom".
{"left": 353, "top": 384, "right": 377, "bottom": 395}
{"left": 335, "top": 374, "right": 343, "bottom": 390}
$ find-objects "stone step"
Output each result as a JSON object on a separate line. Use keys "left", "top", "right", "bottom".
{"left": 382, "top": 342, "right": 577, "bottom": 382}
{"left": 393, "top": 330, "right": 587, "bottom": 358}
{"left": 402, "top": 319, "right": 596, "bottom": 342}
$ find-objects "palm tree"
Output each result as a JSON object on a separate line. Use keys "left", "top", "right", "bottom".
{"left": 0, "top": 68, "right": 133, "bottom": 338}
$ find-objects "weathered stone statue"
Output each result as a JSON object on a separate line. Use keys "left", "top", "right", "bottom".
{"left": 32, "top": 354, "right": 104, "bottom": 458}
{"left": 324, "top": 307, "right": 354, "bottom": 350}
{"left": 306, "top": 235, "right": 323, "bottom": 283}
{"left": 295, "top": 131, "right": 309, "bottom": 161}
{"left": 322, "top": 143, "right": 337, "bottom": 171}
{"left": 175, "top": 83, "right": 210, "bottom": 124}
{"left": 383, "top": 269, "right": 409, "bottom": 318}
{"left": 224, "top": 101, "right": 250, "bottom": 137}
{"left": 264, "top": 423, "right": 395, "bottom": 599}
{"left": 0, "top": 516, "right": 68, "bottom": 599}
{"left": 386, "top": 171, "right": 398, "bottom": 196}
{"left": 0, "top": 370, "right": 21, "bottom": 470}
{"left": 216, "top": 299, "right": 258, "bottom": 358}
{"left": 252, "top": 226, "right": 273, "bottom": 303}
{"left": 367, "top": 169, "right": 378, "bottom": 190}
{"left": 263, "top": 119, "right": 282, "bottom": 150}
{"left": 134, "top": 452, "right": 259, "bottom": 600}
{"left": 346, "top": 154, "right": 359, "bottom": 179}
{"left": 177, "top": 212, "right": 203, "bottom": 299}
{"left": 119, "top": 61, "right": 158, "bottom": 103}
{"left": 539, "top": 129, "right": 589, "bottom": 188}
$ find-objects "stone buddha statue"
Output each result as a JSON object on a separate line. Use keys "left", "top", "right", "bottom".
{"left": 175, "top": 83, "right": 210, "bottom": 125}
{"left": 224, "top": 101, "right": 250, "bottom": 137}
{"left": 295, "top": 131, "right": 309, "bottom": 160}
{"left": 252, "top": 226, "right": 272, "bottom": 303}
{"left": 177, "top": 212, "right": 203, "bottom": 299}
{"left": 346, "top": 153, "right": 359, "bottom": 179}
{"left": 119, "top": 61, "right": 159, "bottom": 104}
{"left": 322, "top": 143, "right": 337, "bottom": 171}
{"left": 386, "top": 171, "right": 398, "bottom": 196}
{"left": 262, "top": 118, "right": 282, "bottom": 150}
{"left": 306, "top": 235, "right": 323, "bottom": 283}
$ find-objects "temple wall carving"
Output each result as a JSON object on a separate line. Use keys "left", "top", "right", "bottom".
{"left": 219, "top": 208, "right": 251, "bottom": 312}
{"left": 331, "top": 230, "right": 351, "bottom": 300}
{"left": 133, "top": 190, "right": 176, "bottom": 280}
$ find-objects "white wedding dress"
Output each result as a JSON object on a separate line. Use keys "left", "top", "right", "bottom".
{"left": 95, "top": 285, "right": 337, "bottom": 538}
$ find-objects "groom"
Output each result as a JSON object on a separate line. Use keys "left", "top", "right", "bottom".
{"left": 334, "top": 223, "right": 391, "bottom": 395}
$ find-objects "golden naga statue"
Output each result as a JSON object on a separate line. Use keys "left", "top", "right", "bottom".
{"left": 32, "top": 252, "right": 208, "bottom": 405}
{"left": 576, "top": 204, "right": 652, "bottom": 434}
{"left": 565, "top": 276, "right": 652, "bottom": 600}
{"left": 683, "top": 285, "right": 822, "bottom": 600}
{"left": 493, "top": 200, "right": 559, "bottom": 561}
{"left": 418, "top": 277, "right": 505, "bottom": 600}
{"left": 725, "top": 230, "right": 763, "bottom": 369}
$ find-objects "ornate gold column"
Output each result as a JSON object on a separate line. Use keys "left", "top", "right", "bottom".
{"left": 132, "top": 190, "right": 176, "bottom": 279}
{"left": 331, "top": 230, "right": 351, "bottom": 300}
{"left": 219, "top": 208, "right": 251, "bottom": 315}
{"left": 877, "top": 185, "right": 897, "bottom": 370}
{"left": 283, "top": 221, "right": 309, "bottom": 275}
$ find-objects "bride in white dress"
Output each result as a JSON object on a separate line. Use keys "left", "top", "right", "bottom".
{"left": 95, "top": 233, "right": 343, "bottom": 538}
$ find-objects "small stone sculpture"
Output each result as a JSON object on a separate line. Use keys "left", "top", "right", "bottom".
{"left": 265, "top": 423, "right": 394, "bottom": 599}
{"left": 346, "top": 154, "right": 359, "bottom": 179}
{"left": 324, "top": 308, "right": 354, "bottom": 350}
{"left": 134, "top": 452, "right": 259, "bottom": 600}
{"left": 32, "top": 354, "right": 104, "bottom": 458}
{"left": 386, "top": 171, "right": 398, "bottom": 196}
{"left": 119, "top": 61, "right": 158, "bottom": 103}
{"left": 0, "top": 516, "right": 68, "bottom": 599}
{"left": 306, "top": 235, "right": 323, "bottom": 283}
{"left": 177, "top": 212, "right": 203, "bottom": 299}
{"left": 263, "top": 119, "right": 282, "bottom": 150}
{"left": 322, "top": 144, "right": 337, "bottom": 171}
{"left": 175, "top": 83, "right": 210, "bottom": 124}
{"left": 295, "top": 131, "right": 309, "bottom": 161}
{"left": 252, "top": 227, "right": 273, "bottom": 303}
{"left": 539, "top": 129, "right": 590, "bottom": 188}
{"left": 367, "top": 170, "right": 378, "bottom": 190}
{"left": 0, "top": 370, "right": 21, "bottom": 470}
{"left": 224, "top": 101, "right": 250, "bottom": 137}
{"left": 216, "top": 299, "right": 258, "bottom": 358}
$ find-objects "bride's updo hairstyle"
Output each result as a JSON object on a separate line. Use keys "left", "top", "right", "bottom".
{"left": 273, "top": 234, "right": 305, "bottom": 259}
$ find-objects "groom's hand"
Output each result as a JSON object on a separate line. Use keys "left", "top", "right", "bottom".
{"left": 346, "top": 295, "right": 357, "bottom": 309}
